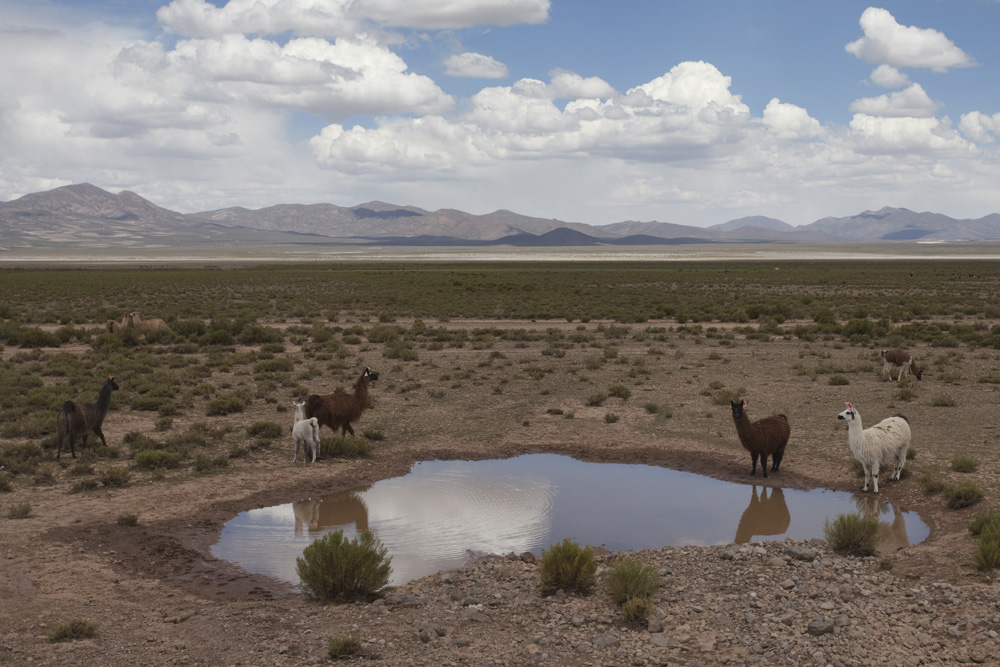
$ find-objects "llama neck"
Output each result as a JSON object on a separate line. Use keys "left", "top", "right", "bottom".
{"left": 294, "top": 405, "right": 305, "bottom": 421}
{"left": 354, "top": 377, "right": 370, "bottom": 404}
{"left": 95, "top": 385, "right": 114, "bottom": 416}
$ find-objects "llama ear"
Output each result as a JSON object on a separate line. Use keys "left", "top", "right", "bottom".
{"left": 741, "top": 399, "right": 747, "bottom": 407}
{"left": 845, "top": 402, "right": 852, "bottom": 409}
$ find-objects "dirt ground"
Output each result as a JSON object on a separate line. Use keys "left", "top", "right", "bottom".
{"left": 2, "top": 318, "right": 999, "bottom": 665}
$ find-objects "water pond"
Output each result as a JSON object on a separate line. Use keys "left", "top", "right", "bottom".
{"left": 211, "top": 454, "right": 929, "bottom": 587}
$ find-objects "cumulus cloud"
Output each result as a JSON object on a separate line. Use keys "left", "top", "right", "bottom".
{"left": 762, "top": 99, "right": 822, "bottom": 140}
{"left": 444, "top": 52, "right": 508, "bottom": 78}
{"left": 960, "top": 111, "right": 1000, "bottom": 144}
{"left": 849, "top": 114, "right": 973, "bottom": 155}
{"left": 849, "top": 83, "right": 941, "bottom": 118}
{"left": 845, "top": 7, "right": 976, "bottom": 72}
{"left": 868, "top": 64, "right": 910, "bottom": 89}
{"left": 157, "top": 0, "right": 550, "bottom": 37}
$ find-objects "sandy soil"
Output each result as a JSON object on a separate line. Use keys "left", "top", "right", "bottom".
{"left": 2, "top": 319, "right": 998, "bottom": 665}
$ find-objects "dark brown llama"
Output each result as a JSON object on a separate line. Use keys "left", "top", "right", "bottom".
{"left": 730, "top": 398, "right": 790, "bottom": 478}
{"left": 881, "top": 348, "right": 922, "bottom": 381}
{"left": 305, "top": 367, "right": 379, "bottom": 437}
{"left": 57, "top": 375, "right": 119, "bottom": 459}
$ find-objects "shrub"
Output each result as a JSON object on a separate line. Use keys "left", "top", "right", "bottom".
{"left": 296, "top": 530, "right": 392, "bottom": 603}
{"left": 968, "top": 509, "right": 1000, "bottom": 537}
{"left": 604, "top": 413, "right": 620, "bottom": 424}
{"left": 644, "top": 402, "right": 659, "bottom": 414}
{"left": 973, "top": 531, "right": 1000, "bottom": 571}
{"left": 328, "top": 633, "right": 363, "bottom": 660}
{"left": 70, "top": 478, "right": 99, "bottom": 493}
{"left": 321, "top": 435, "right": 374, "bottom": 459}
{"left": 828, "top": 375, "right": 850, "bottom": 386}
{"left": 604, "top": 557, "right": 663, "bottom": 606}
{"left": 620, "top": 596, "right": 655, "bottom": 626}
{"left": 117, "top": 513, "right": 139, "bottom": 527}
{"left": 134, "top": 450, "right": 182, "bottom": 470}
{"left": 48, "top": 618, "right": 99, "bottom": 642}
{"left": 952, "top": 455, "right": 979, "bottom": 473}
{"left": 100, "top": 467, "right": 131, "bottom": 488}
{"left": 931, "top": 395, "right": 956, "bottom": 407}
{"left": 193, "top": 454, "right": 229, "bottom": 472}
{"left": 585, "top": 393, "right": 608, "bottom": 407}
{"left": 0, "top": 472, "right": 11, "bottom": 493}
{"left": 919, "top": 472, "right": 946, "bottom": 494}
{"left": 246, "top": 421, "right": 284, "bottom": 439}
{"left": 7, "top": 501, "right": 31, "bottom": 519}
{"left": 206, "top": 393, "right": 248, "bottom": 416}
{"left": 539, "top": 538, "right": 597, "bottom": 596}
{"left": 608, "top": 384, "right": 631, "bottom": 400}
{"left": 823, "top": 512, "right": 879, "bottom": 557}
{"left": 945, "top": 482, "right": 984, "bottom": 509}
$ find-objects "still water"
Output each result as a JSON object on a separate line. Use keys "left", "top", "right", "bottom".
{"left": 211, "top": 454, "right": 929, "bottom": 587}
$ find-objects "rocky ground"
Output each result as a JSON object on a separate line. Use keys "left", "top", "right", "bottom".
{"left": 3, "top": 319, "right": 1000, "bottom": 666}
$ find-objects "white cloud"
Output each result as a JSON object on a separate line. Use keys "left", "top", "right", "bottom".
{"left": 157, "top": 0, "right": 550, "bottom": 37}
{"left": 845, "top": 7, "right": 975, "bottom": 72}
{"left": 960, "top": 111, "right": 1000, "bottom": 144}
{"left": 762, "top": 99, "right": 822, "bottom": 140}
{"left": 548, "top": 69, "right": 617, "bottom": 100}
{"left": 868, "top": 64, "right": 910, "bottom": 89}
{"left": 849, "top": 83, "right": 941, "bottom": 118}
{"left": 444, "top": 52, "right": 508, "bottom": 78}
{"left": 848, "top": 114, "right": 974, "bottom": 155}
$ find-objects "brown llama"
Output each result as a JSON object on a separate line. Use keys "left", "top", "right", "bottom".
{"left": 730, "top": 398, "right": 790, "bottom": 478}
{"left": 106, "top": 313, "right": 128, "bottom": 333}
{"left": 57, "top": 375, "right": 119, "bottom": 459}
{"left": 305, "top": 367, "right": 379, "bottom": 437}
{"left": 129, "top": 311, "right": 169, "bottom": 335}
{"left": 881, "top": 349, "right": 922, "bottom": 381}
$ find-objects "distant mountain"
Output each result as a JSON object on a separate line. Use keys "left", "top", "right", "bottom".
{"left": 3, "top": 183, "right": 1000, "bottom": 251}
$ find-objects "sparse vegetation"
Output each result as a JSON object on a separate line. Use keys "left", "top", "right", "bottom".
{"left": 539, "top": 538, "right": 597, "bottom": 596}
{"left": 47, "top": 618, "right": 99, "bottom": 642}
{"left": 952, "top": 455, "right": 979, "bottom": 473}
{"left": 296, "top": 529, "right": 392, "bottom": 603}
{"left": 824, "top": 512, "right": 880, "bottom": 557}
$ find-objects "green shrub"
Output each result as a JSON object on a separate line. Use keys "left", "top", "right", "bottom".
{"left": 643, "top": 403, "right": 659, "bottom": 414}
{"left": 193, "top": 454, "right": 229, "bottom": 472}
{"left": 70, "top": 478, "right": 99, "bottom": 493}
{"left": 0, "top": 472, "right": 11, "bottom": 493}
{"left": 931, "top": 395, "right": 956, "bottom": 407}
{"left": 7, "top": 501, "right": 31, "bottom": 519}
{"left": 604, "top": 557, "right": 663, "bottom": 606}
{"left": 328, "top": 633, "right": 363, "bottom": 660}
{"left": 968, "top": 509, "right": 1000, "bottom": 536}
{"left": 246, "top": 421, "right": 284, "bottom": 439}
{"left": 952, "top": 455, "right": 979, "bottom": 473}
{"left": 117, "top": 513, "right": 139, "bottom": 527}
{"left": 539, "top": 538, "right": 597, "bottom": 596}
{"left": 604, "top": 413, "right": 620, "bottom": 424}
{"left": 585, "top": 393, "right": 608, "bottom": 407}
{"left": 134, "top": 450, "right": 182, "bottom": 470}
{"left": 100, "top": 466, "right": 131, "bottom": 488}
{"left": 823, "top": 512, "right": 879, "bottom": 557}
{"left": 945, "top": 482, "right": 984, "bottom": 509}
{"left": 206, "top": 393, "right": 248, "bottom": 416}
{"left": 973, "top": 531, "right": 1000, "bottom": 571}
{"left": 607, "top": 384, "right": 631, "bottom": 400}
{"left": 620, "top": 596, "right": 655, "bottom": 627}
{"left": 919, "top": 472, "right": 946, "bottom": 494}
{"left": 321, "top": 435, "right": 374, "bottom": 459}
{"left": 296, "top": 530, "right": 392, "bottom": 603}
{"left": 828, "top": 375, "right": 850, "bottom": 386}
{"left": 47, "top": 618, "right": 99, "bottom": 642}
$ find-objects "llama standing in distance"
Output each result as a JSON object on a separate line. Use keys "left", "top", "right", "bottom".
{"left": 306, "top": 367, "right": 379, "bottom": 437}
{"left": 837, "top": 402, "right": 911, "bottom": 494}
{"left": 57, "top": 375, "right": 119, "bottom": 459}
{"left": 730, "top": 399, "right": 791, "bottom": 478}
{"left": 881, "top": 349, "right": 922, "bottom": 381}
{"left": 292, "top": 400, "right": 320, "bottom": 463}
{"left": 106, "top": 313, "right": 128, "bottom": 333}
{"left": 129, "top": 311, "right": 169, "bottom": 335}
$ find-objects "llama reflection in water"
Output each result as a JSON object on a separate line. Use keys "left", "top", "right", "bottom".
{"left": 735, "top": 486, "right": 791, "bottom": 543}
{"left": 854, "top": 494, "right": 912, "bottom": 553}
{"left": 292, "top": 487, "right": 371, "bottom": 536}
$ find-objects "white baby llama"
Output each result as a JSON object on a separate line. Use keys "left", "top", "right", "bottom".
{"left": 837, "top": 402, "right": 910, "bottom": 493}
{"left": 292, "top": 400, "right": 320, "bottom": 463}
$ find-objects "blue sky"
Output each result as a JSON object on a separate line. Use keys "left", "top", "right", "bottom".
{"left": 2, "top": 0, "right": 999, "bottom": 227}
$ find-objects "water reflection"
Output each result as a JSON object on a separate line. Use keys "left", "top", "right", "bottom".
{"left": 854, "top": 494, "right": 912, "bottom": 554}
{"left": 212, "top": 454, "right": 930, "bottom": 587}
{"left": 735, "top": 486, "right": 790, "bottom": 543}
{"left": 292, "top": 488, "right": 371, "bottom": 536}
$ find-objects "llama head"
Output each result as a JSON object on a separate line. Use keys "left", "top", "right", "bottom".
{"left": 293, "top": 400, "right": 305, "bottom": 409}
{"left": 837, "top": 402, "right": 857, "bottom": 422}
{"left": 106, "top": 375, "right": 119, "bottom": 391}
{"left": 363, "top": 366, "right": 379, "bottom": 382}
{"left": 730, "top": 398, "right": 747, "bottom": 420}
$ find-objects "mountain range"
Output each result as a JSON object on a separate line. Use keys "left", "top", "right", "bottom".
{"left": 2, "top": 183, "right": 1000, "bottom": 251}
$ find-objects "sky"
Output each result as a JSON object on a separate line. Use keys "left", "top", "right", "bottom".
{"left": 2, "top": 1, "right": 999, "bottom": 227}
